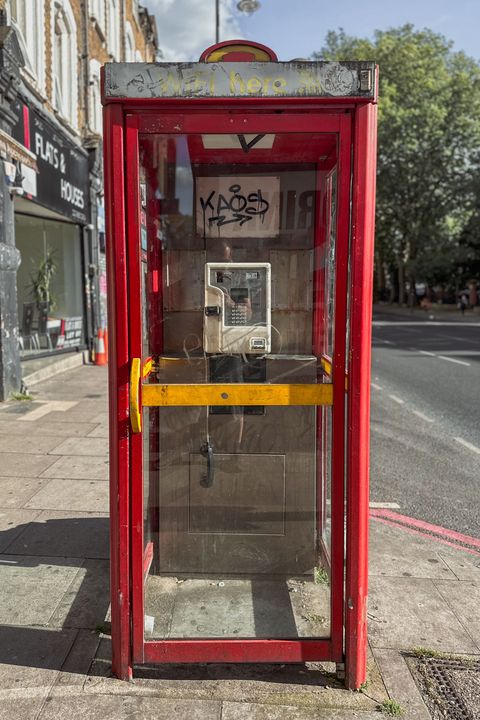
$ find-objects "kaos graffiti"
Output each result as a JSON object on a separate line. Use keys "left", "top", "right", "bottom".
{"left": 196, "top": 176, "right": 280, "bottom": 238}
{"left": 200, "top": 184, "right": 269, "bottom": 229}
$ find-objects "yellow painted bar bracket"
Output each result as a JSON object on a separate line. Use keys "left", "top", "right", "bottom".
{"left": 142, "top": 383, "right": 333, "bottom": 407}
{"left": 130, "top": 358, "right": 142, "bottom": 433}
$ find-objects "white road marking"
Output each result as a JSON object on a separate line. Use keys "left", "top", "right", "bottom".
{"left": 454, "top": 437, "right": 480, "bottom": 455}
{"left": 373, "top": 321, "right": 480, "bottom": 327}
{"left": 389, "top": 394, "right": 404, "bottom": 404}
{"left": 369, "top": 502, "right": 401, "bottom": 509}
{"left": 371, "top": 383, "right": 383, "bottom": 390}
{"left": 374, "top": 339, "right": 395, "bottom": 345}
{"left": 419, "top": 350, "right": 436, "bottom": 356}
{"left": 412, "top": 410, "right": 434, "bottom": 423}
{"left": 19, "top": 400, "right": 78, "bottom": 422}
{"left": 438, "top": 355, "right": 470, "bottom": 367}
{"left": 437, "top": 350, "right": 479, "bottom": 357}
{"left": 445, "top": 335, "right": 478, "bottom": 345}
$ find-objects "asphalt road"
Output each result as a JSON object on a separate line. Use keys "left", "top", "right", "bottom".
{"left": 370, "top": 309, "right": 480, "bottom": 537}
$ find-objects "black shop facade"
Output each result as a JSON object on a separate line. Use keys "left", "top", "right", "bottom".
{"left": 11, "top": 98, "right": 93, "bottom": 362}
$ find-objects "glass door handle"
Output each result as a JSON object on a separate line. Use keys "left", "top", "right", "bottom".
{"left": 130, "top": 357, "right": 142, "bottom": 433}
{"left": 200, "top": 440, "right": 215, "bottom": 488}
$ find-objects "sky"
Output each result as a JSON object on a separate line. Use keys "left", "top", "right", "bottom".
{"left": 149, "top": 0, "right": 480, "bottom": 63}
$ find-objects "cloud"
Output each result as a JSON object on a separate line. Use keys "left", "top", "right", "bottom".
{"left": 149, "top": 0, "right": 244, "bottom": 61}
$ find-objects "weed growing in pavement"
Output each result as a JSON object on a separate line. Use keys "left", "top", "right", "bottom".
{"left": 411, "top": 647, "right": 444, "bottom": 659}
{"left": 380, "top": 699, "right": 405, "bottom": 716}
{"left": 359, "top": 680, "right": 370, "bottom": 693}
{"left": 314, "top": 566, "right": 329, "bottom": 585}
{"left": 11, "top": 391, "right": 33, "bottom": 401}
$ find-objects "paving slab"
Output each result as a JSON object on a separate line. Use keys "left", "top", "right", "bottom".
{"left": 0, "top": 452, "right": 58, "bottom": 477}
{"left": 42, "top": 407, "right": 108, "bottom": 424}
{"left": 86, "top": 640, "right": 382, "bottom": 712}
{"left": 4, "top": 511, "right": 109, "bottom": 559}
{"left": 0, "top": 554, "right": 83, "bottom": 625}
{"left": 90, "top": 412, "right": 109, "bottom": 425}
{"left": 37, "top": 694, "right": 222, "bottom": 720}
{"left": 221, "top": 703, "right": 383, "bottom": 719}
{"left": 0, "top": 435, "right": 64, "bottom": 454}
{"left": 87, "top": 423, "right": 109, "bottom": 438}
{"left": 370, "top": 520, "right": 459, "bottom": 579}
{"left": 438, "top": 551, "right": 480, "bottom": 581}
{"left": 0, "top": 508, "right": 41, "bottom": 552}
{"left": 368, "top": 575, "right": 479, "bottom": 653}
{"left": 49, "top": 438, "right": 109, "bottom": 457}
{"left": 53, "top": 629, "right": 101, "bottom": 689}
{"left": 372, "top": 648, "right": 431, "bottom": 720}
{"left": 434, "top": 579, "right": 480, "bottom": 651}
{"left": 49, "top": 559, "right": 110, "bottom": 630}
{"left": 145, "top": 576, "right": 330, "bottom": 639}
{"left": 25, "top": 478, "right": 109, "bottom": 513}
{"left": 0, "top": 477, "right": 47, "bottom": 509}
{"left": 40, "top": 455, "right": 109, "bottom": 481}
{"left": 0, "top": 420, "right": 98, "bottom": 438}
{"left": 0, "top": 626, "right": 76, "bottom": 719}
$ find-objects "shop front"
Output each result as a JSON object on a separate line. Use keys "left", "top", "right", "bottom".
{"left": 11, "top": 100, "right": 90, "bottom": 360}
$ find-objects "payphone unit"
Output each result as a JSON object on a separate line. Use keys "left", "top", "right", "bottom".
{"left": 204, "top": 262, "right": 271, "bottom": 354}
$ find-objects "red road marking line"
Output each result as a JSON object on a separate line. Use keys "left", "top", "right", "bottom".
{"left": 372, "top": 516, "right": 480, "bottom": 558}
{"left": 370, "top": 508, "right": 480, "bottom": 549}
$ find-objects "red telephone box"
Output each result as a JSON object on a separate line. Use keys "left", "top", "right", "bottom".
{"left": 102, "top": 41, "right": 377, "bottom": 690}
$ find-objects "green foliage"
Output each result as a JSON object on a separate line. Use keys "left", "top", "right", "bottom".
{"left": 314, "top": 566, "right": 329, "bottom": 585}
{"left": 411, "top": 646, "right": 444, "bottom": 658}
{"left": 380, "top": 699, "right": 405, "bottom": 716}
{"left": 29, "top": 248, "right": 57, "bottom": 310}
{"left": 10, "top": 391, "right": 33, "bottom": 401}
{"left": 314, "top": 25, "right": 480, "bottom": 300}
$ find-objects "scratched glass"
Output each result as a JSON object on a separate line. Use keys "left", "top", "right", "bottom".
{"left": 138, "top": 132, "right": 339, "bottom": 641}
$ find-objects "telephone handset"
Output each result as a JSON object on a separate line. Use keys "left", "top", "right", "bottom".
{"left": 204, "top": 263, "right": 271, "bottom": 354}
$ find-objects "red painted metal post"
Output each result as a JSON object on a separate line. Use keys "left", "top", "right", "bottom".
{"left": 103, "top": 104, "right": 132, "bottom": 680}
{"left": 124, "top": 116, "right": 146, "bottom": 663}
{"left": 330, "top": 116, "right": 352, "bottom": 661}
{"left": 345, "top": 101, "right": 378, "bottom": 689}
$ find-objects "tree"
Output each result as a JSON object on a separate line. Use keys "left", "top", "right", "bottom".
{"left": 314, "top": 26, "right": 480, "bottom": 303}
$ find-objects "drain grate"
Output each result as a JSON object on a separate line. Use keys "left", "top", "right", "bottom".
{"left": 413, "top": 656, "right": 480, "bottom": 720}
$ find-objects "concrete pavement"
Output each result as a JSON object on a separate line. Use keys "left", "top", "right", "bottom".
{"left": 0, "top": 364, "right": 479, "bottom": 718}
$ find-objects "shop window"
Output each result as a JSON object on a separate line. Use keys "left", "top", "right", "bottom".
{"left": 108, "top": 0, "right": 120, "bottom": 60}
{"left": 7, "top": 0, "right": 45, "bottom": 91}
{"left": 125, "top": 21, "right": 135, "bottom": 62}
{"left": 52, "top": 0, "right": 78, "bottom": 128}
{"left": 15, "top": 215, "right": 85, "bottom": 357}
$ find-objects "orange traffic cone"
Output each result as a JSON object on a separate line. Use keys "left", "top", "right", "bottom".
{"left": 103, "top": 328, "right": 109, "bottom": 364}
{"left": 95, "top": 328, "right": 107, "bottom": 366}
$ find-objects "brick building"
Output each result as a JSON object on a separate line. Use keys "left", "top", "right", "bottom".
{"left": 0, "top": 0, "right": 157, "bottom": 399}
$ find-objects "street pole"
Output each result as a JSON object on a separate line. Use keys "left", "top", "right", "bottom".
{"left": 215, "top": 0, "right": 220, "bottom": 43}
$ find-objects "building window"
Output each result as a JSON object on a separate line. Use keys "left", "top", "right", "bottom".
{"left": 125, "top": 21, "right": 135, "bottom": 62}
{"left": 8, "top": 0, "right": 45, "bottom": 91}
{"left": 52, "top": 0, "right": 78, "bottom": 128}
{"left": 90, "top": 0, "right": 105, "bottom": 31}
{"left": 89, "top": 60, "right": 102, "bottom": 134}
{"left": 108, "top": 0, "right": 120, "bottom": 60}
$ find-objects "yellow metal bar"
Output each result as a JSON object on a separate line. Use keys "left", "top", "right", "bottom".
{"left": 142, "top": 383, "right": 333, "bottom": 407}
{"left": 130, "top": 358, "right": 142, "bottom": 433}
{"left": 321, "top": 356, "right": 332, "bottom": 377}
{"left": 142, "top": 357, "right": 154, "bottom": 378}
{"left": 321, "top": 355, "right": 349, "bottom": 391}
